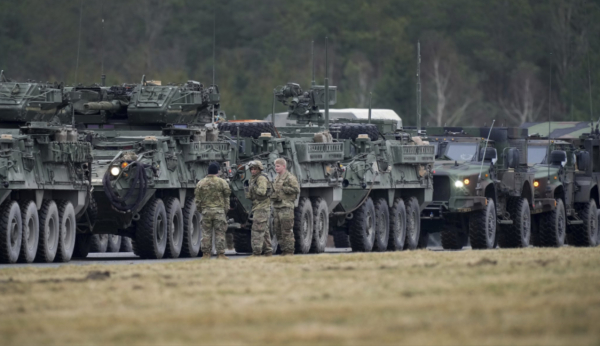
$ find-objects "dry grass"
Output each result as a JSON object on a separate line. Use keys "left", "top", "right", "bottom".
{"left": 0, "top": 247, "right": 599, "bottom": 345}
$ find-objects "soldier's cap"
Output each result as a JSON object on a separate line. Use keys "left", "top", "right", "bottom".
{"left": 248, "top": 160, "right": 264, "bottom": 171}
{"left": 208, "top": 161, "right": 220, "bottom": 174}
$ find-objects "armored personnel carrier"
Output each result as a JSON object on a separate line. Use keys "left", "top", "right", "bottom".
{"left": 420, "top": 127, "right": 535, "bottom": 250}
{"left": 61, "top": 76, "right": 232, "bottom": 259}
{"left": 0, "top": 72, "right": 92, "bottom": 263}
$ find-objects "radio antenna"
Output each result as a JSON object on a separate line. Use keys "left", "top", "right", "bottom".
{"left": 324, "top": 37, "right": 330, "bottom": 130}
{"left": 211, "top": 8, "right": 216, "bottom": 125}
{"left": 100, "top": 2, "right": 106, "bottom": 86}
{"left": 416, "top": 41, "right": 422, "bottom": 135}
{"left": 74, "top": 0, "right": 84, "bottom": 85}
{"left": 588, "top": 52, "right": 596, "bottom": 132}
{"left": 548, "top": 53, "right": 553, "bottom": 181}
{"left": 311, "top": 40, "right": 315, "bottom": 86}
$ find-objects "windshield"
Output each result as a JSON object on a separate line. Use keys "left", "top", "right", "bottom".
{"left": 444, "top": 143, "right": 478, "bottom": 161}
{"left": 528, "top": 146, "right": 547, "bottom": 164}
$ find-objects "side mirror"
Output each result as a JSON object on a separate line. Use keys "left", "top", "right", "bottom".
{"left": 479, "top": 147, "right": 498, "bottom": 164}
{"left": 550, "top": 150, "right": 567, "bottom": 167}
{"left": 505, "top": 148, "right": 520, "bottom": 169}
{"left": 577, "top": 151, "right": 591, "bottom": 171}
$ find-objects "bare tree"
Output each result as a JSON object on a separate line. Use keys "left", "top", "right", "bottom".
{"left": 499, "top": 64, "right": 546, "bottom": 124}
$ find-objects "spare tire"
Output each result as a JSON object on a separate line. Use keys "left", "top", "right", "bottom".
{"left": 329, "top": 123, "right": 379, "bottom": 141}
{"left": 218, "top": 122, "right": 277, "bottom": 139}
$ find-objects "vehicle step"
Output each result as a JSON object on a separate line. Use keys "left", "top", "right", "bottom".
{"left": 567, "top": 220, "right": 584, "bottom": 225}
{"left": 497, "top": 220, "right": 513, "bottom": 225}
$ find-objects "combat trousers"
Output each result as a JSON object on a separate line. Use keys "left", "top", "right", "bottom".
{"left": 251, "top": 209, "right": 272, "bottom": 255}
{"left": 201, "top": 208, "right": 227, "bottom": 255}
{"left": 273, "top": 206, "right": 295, "bottom": 254}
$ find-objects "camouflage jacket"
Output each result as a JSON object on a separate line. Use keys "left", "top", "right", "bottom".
{"left": 246, "top": 173, "right": 271, "bottom": 212}
{"left": 271, "top": 171, "right": 300, "bottom": 209}
{"left": 195, "top": 175, "right": 231, "bottom": 213}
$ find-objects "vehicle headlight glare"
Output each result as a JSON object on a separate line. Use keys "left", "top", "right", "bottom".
{"left": 110, "top": 166, "right": 121, "bottom": 176}
{"left": 454, "top": 180, "right": 464, "bottom": 188}
{"left": 533, "top": 180, "right": 540, "bottom": 187}
{"left": 463, "top": 178, "right": 470, "bottom": 185}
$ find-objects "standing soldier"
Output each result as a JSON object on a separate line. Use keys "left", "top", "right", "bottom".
{"left": 245, "top": 161, "right": 273, "bottom": 257}
{"left": 271, "top": 158, "right": 300, "bottom": 256}
{"left": 195, "top": 162, "right": 231, "bottom": 260}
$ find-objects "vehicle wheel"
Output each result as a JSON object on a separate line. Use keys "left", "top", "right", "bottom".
{"left": 120, "top": 236, "right": 133, "bottom": 252}
{"left": 333, "top": 229, "right": 350, "bottom": 248}
{"left": 18, "top": 200, "right": 39, "bottom": 263}
{"left": 348, "top": 197, "right": 376, "bottom": 252}
{"left": 135, "top": 198, "right": 168, "bottom": 259}
{"left": 469, "top": 198, "right": 497, "bottom": 249}
{"left": 373, "top": 198, "right": 390, "bottom": 252}
{"left": 90, "top": 234, "right": 108, "bottom": 252}
{"left": 567, "top": 200, "right": 598, "bottom": 247}
{"left": 441, "top": 224, "right": 468, "bottom": 250}
{"left": 233, "top": 229, "right": 252, "bottom": 253}
{"left": 387, "top": 198, "right": 406, "bottom": 251}
{"left": 498, "top": 197, "right": 531, "bottom": 248}
{"left": 73, "top": 233, "right": 92, "bottom": 258}
{"left": 0, "top": 201, "right": 22, "bottom": 263}
{"left": 294, "top": 197, "right": 314, "bottom": 254}
{"left": 309, "top": 198, "right": 329, "bottom": 253}
{"left": 35, "top": 200, "right": 59, "bottom": 263}
{"left": 55, "top": 200, "right": 76, "bottom": 262}
{"left": 163, "top": 197, "right": 184, "bottom": 259}
{"left": 181, "top": 198, "right": 201, "bottom": 257}
{"left": 403, "top": 197, "right": 421, "bottom": 250}
{"left": 540, "top": 199, "right": 566, "bottom": 247}
{"left": 106, "top": 235, "right": 122, "bottom": 253}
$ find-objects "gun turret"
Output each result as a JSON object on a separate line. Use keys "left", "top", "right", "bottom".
{"left": 274, "top": 82, "right": 336, "bottom": 125}
{"left": 0, "top": 74, "right": 65, "bottom": 123}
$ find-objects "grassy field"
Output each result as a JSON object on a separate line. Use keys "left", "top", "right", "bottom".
{"left": 0, "top": 247, "right": 599, "bottom": 345}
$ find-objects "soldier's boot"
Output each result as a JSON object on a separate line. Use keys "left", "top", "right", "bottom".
{"left": 281, "top": 252, "right": 294, "bottom": 256}
{"left": 263, "top": 252, "right": 273, "bottom": 257}
{"left": 217, "top": 253, "right": 229, "bottom": 260}
{"left": 250, "top": 253, "right": 262, "bottom": 258}
{"left": 201, "top": 253, "right": 211, "bottom": 260}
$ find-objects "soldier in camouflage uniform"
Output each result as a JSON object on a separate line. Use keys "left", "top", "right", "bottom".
{"left": 245, "top": 161, "right": 273, "bottom": 257}
{"left": 195, "top": 162, "right": 231, "bottom": 260}
{"left": 271, "top": 158, "right": 300, "bottom": 255}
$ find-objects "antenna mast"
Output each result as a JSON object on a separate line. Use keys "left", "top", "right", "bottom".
{"left": 417, "top": 41, "right": 422, "bottom": 134}
{"left": 311, "top": 40, "right": 315, "bottom": 86}
{"left": 548, "top": 53, "right": 552, "bottom": 181}
{"left": 100, "top": 2, "right": 106, "bottom": 86}
{"left": 324, "top": 37, "right": 330, "bottom": 130}
{"left": 211, "top": 9, "right": 216, "bottom": 126}
{"left": 74, "top": 0, "right": 84, "bottom": 85}
{"left": 588, "top": 52, "right": 596, "bottom": 131}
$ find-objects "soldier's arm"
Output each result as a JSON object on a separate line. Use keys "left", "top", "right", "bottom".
{"left": 282, "top": 175, "right": 300, "bottom": 195}
{"left": 222, "top": 179, "right": 232, "bottom": 211}
{"left": 254, "top": 176, "right": 268, "bottom": 197}
{"left": 194, "top": 183, "right": 203, "bottom": 213}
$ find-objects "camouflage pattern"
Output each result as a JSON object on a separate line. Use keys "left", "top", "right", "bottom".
{"left": 521, "top": 122, "right": 594, "bottom": 140}
{"left": 247, "top": 171, "right": 272, "bottom": 255}
{"left": 247, "top": 174, "right": 271, "bottom": 212}
{"left": 273, "top": 207, "right": 295, "bottom": 254}
{"left": 251, "top": 209, "right": 271, "bottom": 255}
{"left": 195, "top": 175, "right": 231, "bottom": 213}
{"left": 201, "top": 208, "right": 227, "bottom": 255}
{"left": 271, "top": 171, "right": 300, "bottom": 209}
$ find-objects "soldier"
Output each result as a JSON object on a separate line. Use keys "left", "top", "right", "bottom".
{"left": 271, "top": 158, "right": 300, "bottom": 255}
{"left": 245, "top": 161, "right": 273, "bottom": 257}
{"left": 195, "top": 161, "right": 231, "bottom": 260}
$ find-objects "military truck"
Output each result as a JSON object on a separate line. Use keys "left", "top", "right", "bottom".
{"left": 223, "top": 81, "right": 344, "bottom": 254}
{"left": 0, "top": 73, "right": 92, "bottom": 263}
{"left": 419, "top": 127, "right": 536, "bottom": 250}
{"left": 61, "top": 76, "right": 232, "bottom": 259}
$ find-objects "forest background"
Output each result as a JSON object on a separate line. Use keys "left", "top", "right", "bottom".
{"left": 0, "top": 0, "right": 599, "bottom": 127}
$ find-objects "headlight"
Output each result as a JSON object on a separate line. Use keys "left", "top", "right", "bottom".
{"left": 454, "top": 180, "right": 464, "bottom": 188}
{"left": 533, "top": 180, "right": 540, "bottom": 187}
{"left": 110, "top": 166, "right": 121, "bottom": 176}
{"left": 463, "top": 178, "right": 470, "bottom": 185}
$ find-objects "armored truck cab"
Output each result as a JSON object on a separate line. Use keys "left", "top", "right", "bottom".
{"left": 420, "top": 127, "right": 535, "bottom": 250}
{"left": 66, "top": 77, "right": 232, "bottom": 259}
{"left": 0, "top": 74, "right": 92, "bottom": 263}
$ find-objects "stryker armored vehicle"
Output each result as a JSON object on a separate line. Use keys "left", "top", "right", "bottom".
{"left": 61, "top": 76, "right": 232, "bottom": 259}
{"left": 0, "top": 72, "right": 92, "bottom": 263}
{"left": 419, "top": 127, "right": 536, "bottom": 250}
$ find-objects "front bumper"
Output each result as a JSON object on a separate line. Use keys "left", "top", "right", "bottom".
{"left": 421, "top": 196, "right": 488, "bottom": 219}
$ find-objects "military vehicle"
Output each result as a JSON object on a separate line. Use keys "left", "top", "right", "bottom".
{"left": 419, "top": 126, "right": 536, "bottom": 250}
{"left": 0, "top": 72, "right": 92, "bottom": 263}
{"left": 60, "top": 76, "right": 232, "bottom": 259}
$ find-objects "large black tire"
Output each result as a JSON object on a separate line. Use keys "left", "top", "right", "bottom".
{"left": 403, "top": 197, "right": 421, "bottom": 250}
{"left": 441, "top": 224, "right": 469, "bottom": 250}
{"left": 469, "top": 198, "right": 497, "bottom": 249}
{"left": 55, "top": 200, "right": 76, "bottom": 262}
{"left": 36, "top": 200, "right": 59, "bottom": 263}
{"left": 181, "top": 198, "right": 201, "bottom": 257}
{"left": 329, "top": 123, "right": 379, "bottom": 141}
{"left": 120, "top": 236, "right": 133, "bottom": 252}
{"left": 348, "top": 197, "right": 376, "bottom": 252}
{"left": 0, "top": 201, "right": 22, "bottom": 263}
{"left": 333, "top": 229, "right": 350, "bottom": 248}
{"left": 18, "top": 200, "right": 39, "bottom": 263}
{"left": 135, "top": 198, "right": 168, "bottom": 259}
{"left": 567, "top": 200, "right": 598, "bottom": 247}
{"left": 106, "top": 235, "right": 122, "bottom": 253}
{"left": 90, "top": 234, "right": 108, "bottom": 253}
{"left": 539, "top": 198, "right": 566, "bottom": 247}
{"left": 498, "top": 197, "right": 531, "bottom": 248}
{"left": 217, "top": 121, "right": 277, "bottom": 139}
{"left": 294, "top": 197, "right": 314, "bottom": 254}
{"left": 73, "top": 233, "right": 92, "bottom": 258}
{"left": 387, "top": 198, "right": 406, "bottom": 251}
{"left": 309, "top": 198, "right": 329, "bottom": 253}
{"left": 373, "top": 198, "right": 390, "bottom": 252}
{"left": 163, "top": 197, "right": 184, "bottom": 259}
{"left": 233, "top": 229, "right": 252, "bottom": 253}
